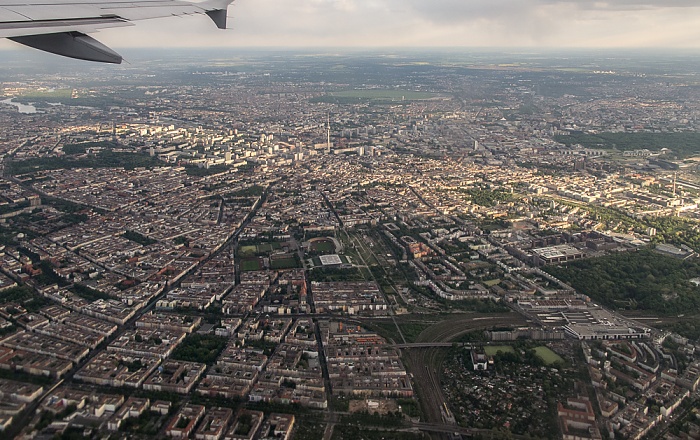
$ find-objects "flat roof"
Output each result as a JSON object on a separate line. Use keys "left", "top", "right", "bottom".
{"left": 532, "top": 244, "right": 583, "bottom": 259}
{"left": 319, "top": 254, "right": 343, "bottom": 266}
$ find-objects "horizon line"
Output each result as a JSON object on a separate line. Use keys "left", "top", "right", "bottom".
{"left": 3, "top": 45, "right": 700, "bottom": 52}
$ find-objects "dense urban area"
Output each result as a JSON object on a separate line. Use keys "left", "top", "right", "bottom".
{"left": 0, "top": 49, "right": 699, "bottom": 440}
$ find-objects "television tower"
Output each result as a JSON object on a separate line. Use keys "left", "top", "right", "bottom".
{"left": 326, "top": 113, "right": 331, "bottom": 154}
{"left": 673, "top": 172, "right": 677, "bottom": 196}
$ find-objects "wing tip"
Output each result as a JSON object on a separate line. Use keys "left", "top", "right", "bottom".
{"left": 201, "top": 0, "right": 234, "bottom": 28}
{"left": 9, "top": 32, "right": 122, "bottom": 64}
{"left": 205, "top": 9, "right": 227, "bottom": 29}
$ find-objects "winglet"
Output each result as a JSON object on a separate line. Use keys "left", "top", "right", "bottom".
{"left": 9, "top": 32, "right": 122, "bottom": 64}
{"left": 201, "top": 0, "right": 234, "bottom": 29}
{"left": 205, "top": 9, "right": 227, "bottom": 29}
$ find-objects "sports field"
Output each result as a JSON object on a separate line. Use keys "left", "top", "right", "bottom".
{"left": 241, "top": 258, "right": 263, "bottom": 271}
{"left": 239, "top": 242, "right": 281, "bottom": 257}
{"left": 257, "top": 243, "right": 281, "bottom": 253}
{"left": 310, "top": 239, "right": 335, "bottom": 253}
{"left": 240, "top": 245, "right": 257, "bottom": 256}
{"left": 533, "top": 346, "right": 564, "bottom": 365}
{"left": 270, "top": 256, "right": 298, "bottom": 270}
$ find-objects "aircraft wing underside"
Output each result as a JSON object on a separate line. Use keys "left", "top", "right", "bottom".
{"left": 0, "top": 0, "right": 233, "bottom": 63}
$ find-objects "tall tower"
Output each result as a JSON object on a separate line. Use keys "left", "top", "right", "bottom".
{"left": 326, "top": 113, "right": 331, "bottom": 154}
{"left": 673, "top": 172, "right": 677, "bottom": 196}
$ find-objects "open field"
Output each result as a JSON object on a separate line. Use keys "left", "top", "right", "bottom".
{"left": 367, "top": 320, "right": 432, "bottom": 344}
{"left": 484, "top": 345, "right": 515, "bottom": 356}
{"left": 398, "top": 322, "right": 432, "bottom": 343}
{"left": 365, "top": 321, "right": 403, "bottom": 344}
{"left": 270, "top": 256, "right": 298, "bottom": 269}
{"left": 312, "top": 89, "right": 441, "bottom": 104}
{"left": 310, "top": 239, "right": 335, "bottom": 253}
{"left": 533, "top": 346, "right": 564, "bottom": 365}
{"left": 257, "top": 242, "right": 281, "bottom": 253}
{"left": 241, "top": 258, "right": 263, "bottom": 271}
{"left": 19, "top": 88, "right": 72, "bottom": 99}
{"left": 239, "top": 242, "right": 282, "bottom": 257}
{"left": 239, "top": 245, "right": 257, "bottom": 256}
{"left": 332, "top": 89, "right": 437, "bottom": 100}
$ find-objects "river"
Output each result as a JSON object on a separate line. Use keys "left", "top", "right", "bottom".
{"left": 0, "top": 98, "right": 38, "bottom": 114}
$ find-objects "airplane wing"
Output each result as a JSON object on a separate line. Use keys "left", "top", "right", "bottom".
{"left": 0, "top": 0, "right": 234, "bottom": 64}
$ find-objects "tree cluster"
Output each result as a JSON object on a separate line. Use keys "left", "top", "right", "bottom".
{"left": 544, "top": 249, "right": 700, "bottom": 316}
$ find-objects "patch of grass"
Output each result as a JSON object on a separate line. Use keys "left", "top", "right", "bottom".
{"left": 241, "top": 258, "right": 263, "bottom": 271}
{"left": 257, "top": 242, "right": 281, "bottom": 253}
{"left": 270, "top": 256, "right": 299, "bottom": 270}
{"left": 398, "top": 322, "right": 431, "bottom": 343}
{"left": 484, "top": 345, "right": 515, "bottom": 356}
{"left": 367, "top": 321, "right": 402, "bottom": 343}
{"left": 533, "top": 346, "right": 564, "bottom": 365}
{"left": 239, "top": 245, "right": 257, "bottom": 257}
{"left": 484, "top": 279, "right": 501, "bottom": 287}
{"left": 310, "top": 239, "right": 336, "bottom": 253}
{"left": 238, "top": 242, "right": 282, "bottom": 257}
{"left": 19, "top": 88, "right": 72, "bottom": 100}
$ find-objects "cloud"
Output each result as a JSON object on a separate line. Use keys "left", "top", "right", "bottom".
{"left": 222, "top": 0, "right": 700, "bottom": 47}
{"left": 4, "top": 0, "right": 700, "bottom": 51}
{"left": 388, "top": 0, "right": 700, "bottom": 25}
{"left": 550, "top": 0, "right": 700, "bottom": 9}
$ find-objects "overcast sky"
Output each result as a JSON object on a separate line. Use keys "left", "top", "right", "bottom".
{"left": 3, "top": 0, "right": 700, "bottom": 50}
